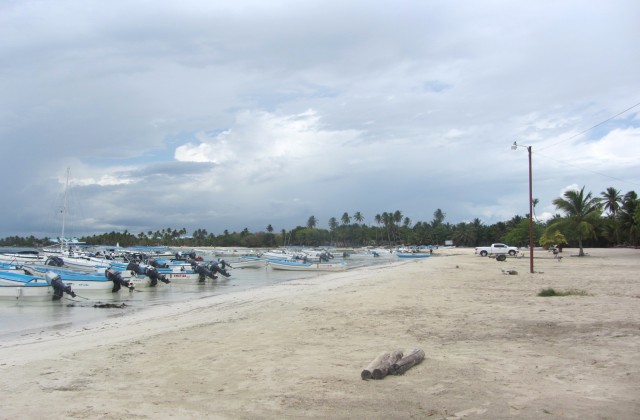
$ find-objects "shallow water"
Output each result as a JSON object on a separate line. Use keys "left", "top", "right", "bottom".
{"left": 0, "top": 255, "right": 393, "bottom": 343}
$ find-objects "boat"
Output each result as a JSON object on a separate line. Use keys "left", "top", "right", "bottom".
{"left": 21, "top": 265, "right": 117, "bottom": 292}
{"left": 0, "top": 271, "right": 53, "bottom": 301}
{"left": 0, "top": 247, "right": 46, "bottom": 265}
{"left": 108, "top": 263, "right": 173, "bottom": 288}
{"left": 232, "top": 256, "right": 269, "bottom": 268}
{"left": 396, "top": 253, "right": 431, "bottom": 259}
{"left": 45, "top": 254, "right": 110, "bottom": 272}
{"left": 268, "top": 259, "right": 347, "bottom": 272}
{"left": 260, "top": 249, "right": 297, "bottom": 261}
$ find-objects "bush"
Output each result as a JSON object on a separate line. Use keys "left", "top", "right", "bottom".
{"left": 538, "top": 288, "right": 590, "bottom": 297}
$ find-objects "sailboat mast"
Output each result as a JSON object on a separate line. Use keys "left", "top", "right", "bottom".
{"left": 60, "top": 167, "right": 70, "bottom": 253}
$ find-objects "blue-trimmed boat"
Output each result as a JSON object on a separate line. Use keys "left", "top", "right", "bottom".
{"left": 21, "top": 265, "right": 116, "bottom": 292}
{"left": 0, "top": 271, "right": 52, "bottom": 301}
{"left": 268, "top": 259, "right": 346, "bottom": 272}
{"left": 396, "top": 253, "right": 431, "bottom": 259}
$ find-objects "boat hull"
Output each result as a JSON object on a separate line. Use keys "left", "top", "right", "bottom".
{"left": 268, "top": 260, "right": 346, "bottom": 272}
{"left": 234, "top": 256, "right": 268, "bottom": 268}
{"left": 21, "top": 266, "right": 116, "bottom": 292}
{"left": 0, "top": 283, "right": 52, "bottom": 301}
{"left": 396, "top": 253, "right": 431, "bottom": 259}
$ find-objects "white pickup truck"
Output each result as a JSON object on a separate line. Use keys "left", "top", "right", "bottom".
{"left": 474, "top": 243, "right": 519, "bottom": 257}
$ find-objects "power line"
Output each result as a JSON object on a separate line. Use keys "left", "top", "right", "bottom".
{"left": 526, "top": 100, "right": 640, "bottom": 188}
{"left": 534, "top": 150, "right": 640, "bottom": 189}
{"left": 537, "top": 100, "right": 640, "bottom": 152}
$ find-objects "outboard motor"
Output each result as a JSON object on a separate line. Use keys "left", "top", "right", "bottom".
{"left": 218, "top": 259, "right": 232, "bottom": 270}
{"left": 210, "top": 262, "right": 231, "bottom": 278}
{"left": 45, "top": 256, "right": 65, "bottom": 267}
{"left": 194, "top": 264, "right": 217, "bottom": 282}
{"left": 126, "top": 262, "right": 146, "bottom": 275}
{"left": 186, "top": 258, "right": 199, "bottom": 269}
{"left": 105, "top": 268, "right": 134, "bottom": 292}
{"left": 145, "top": 266, "right": 170, "bottom": 287}
{"left": 45, "top": 271, "right": 76, "bottom": 300}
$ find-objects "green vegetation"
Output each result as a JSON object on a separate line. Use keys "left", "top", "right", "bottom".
{"left": 1, "top": 185, "right": 639, "bottom": 249}
{"left": 547, "top": 186, "right": 602, "bottom": 256}
{"left": 538, "top": 288, "right": 591, "bottom": 297}
{"left": 539, "top": 230, "right": 568, "bottom": 250}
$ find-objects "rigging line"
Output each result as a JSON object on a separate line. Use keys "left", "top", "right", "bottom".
{"left": 534, "top": 150, "right": 640, "bottom": 188}
{"left": 537, "top": 100, "right": 640, "bottom": 153}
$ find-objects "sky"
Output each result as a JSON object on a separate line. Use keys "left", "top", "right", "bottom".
{"left": 1, "top": 0, "right": 639, "bottom": 239}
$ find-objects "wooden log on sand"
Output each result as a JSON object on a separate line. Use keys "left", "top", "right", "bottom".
{"left": 361, "top": 350, "right": 404, "bottom": 380}
{"left": 391, "top": 349, "right": 425, "bottom": 375}
{"left": 362, "top": 352, "right": 389, "bottom": 380}
{"left": 373, "top": 350, "right": 403, "bottom": 379}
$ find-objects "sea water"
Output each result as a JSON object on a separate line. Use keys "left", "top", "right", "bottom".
{"left": 0, "top": 255, "right": 394, "bottom": 343}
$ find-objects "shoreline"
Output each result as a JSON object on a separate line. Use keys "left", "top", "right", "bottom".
{"left": 1, "top": 248, "right": 638, "bottom": 419}
{"left": 0, "top": 258, "right": 406, "bottom": 365}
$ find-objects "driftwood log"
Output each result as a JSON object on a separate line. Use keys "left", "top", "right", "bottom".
{"left": 361, "top": 350, "right": 403, "bottom": 380}
{"left": 390, "top": 348, "right": 425, "bottom": 375}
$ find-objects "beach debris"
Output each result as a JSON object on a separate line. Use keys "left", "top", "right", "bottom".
{"left": 93, "top": 302, "right": 128, "bottom": 309}
{"left": 361, "top": 350, "right": 403, "bottom": 380}
{"left": 501, "top": 268, "right": 518, "bottom": 275}
{"left": 390, "top": 349, "right": 425, "bottom": 375}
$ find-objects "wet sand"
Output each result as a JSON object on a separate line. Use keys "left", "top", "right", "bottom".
{"left": 0, "top": 248, "right": 638, "bottom": 419}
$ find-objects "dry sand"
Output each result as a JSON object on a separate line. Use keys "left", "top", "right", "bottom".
{"left": 0, "top": 248, "right": 638, "bottom": 419}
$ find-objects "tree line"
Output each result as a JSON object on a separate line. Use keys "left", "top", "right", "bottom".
{"left": 1, "top": 186, "right": 638, "bottom": 252}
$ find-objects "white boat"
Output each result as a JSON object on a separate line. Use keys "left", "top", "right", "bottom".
{"left": 0, "top": 248, "right": 46, "bottom": 265}
{"left": 109, "top": 263, "right": 172, "bottom": 288}
{"left": 0, "top": 271, "right": 53, "bottom": 301}
{"left": 268, "top": 260, "right": 347, "bottom": 272}
{"left": 51, "top": 255, "right": 110, "bottom": 272}
{"left": 233, "top": 256, "right": 268, "bottom": 268}
{"left": 163, "top": 272, "right": 200, "bottom": 283}
{"left": 21, "top": 266, "right": 116, "bottom": 292}
{"left": 260, "top": 250, "right": 297, "bottom": 261}
{"left": 122, "top": 273, "right": 172, "bottom": 288}
{"left": 0, "top": 282, "right": 52, "bottom": 301}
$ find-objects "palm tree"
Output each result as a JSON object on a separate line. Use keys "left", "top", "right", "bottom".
{"left": 432, "top": 209, "right": 445, "bottom": 226}
{"left": 341, "top": 212, "right": 351, "bottom": 226}
{"left": 353, "top": 211, "right": 364, "bottom": 224}
{"left": 392, "top": 210, "right": 403, "bottom": 243}
{"left": 601, "top": 187, "right": 622, "bottom": 217}
{"left": 601, "top": 187, "right": 622, "bottom": 244}
{"left": 532, "top": 198, "right": 540, "bottom": 221}
{"left": 548, "top": 186, "right": 602, "bottom": 256}
{"left": 307, "top": 215, "right": 317, "bottom": 229}
{"left": 328, "top": 217, "right": 338, "bottom": 245}
{"left": 381, "top": 212, "right": 392, "bottom": 246}
{"left": 619, "top": 191, "right": 639, "bottom": 245}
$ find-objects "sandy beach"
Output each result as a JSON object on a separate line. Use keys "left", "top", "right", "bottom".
{"left": 1, "top": 248, "right": 638, "bottom": 419}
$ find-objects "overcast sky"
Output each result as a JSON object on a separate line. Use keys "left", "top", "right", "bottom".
{"left": 1, "top": 0, "right": 639, "bottom": 239}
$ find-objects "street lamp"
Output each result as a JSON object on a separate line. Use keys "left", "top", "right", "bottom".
{"left": 512, "top": 141, "right": 534, "bottom": 274}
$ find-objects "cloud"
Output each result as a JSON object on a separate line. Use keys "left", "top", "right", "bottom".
{"left": 1, "top": 0, "right": 639, "bottom": 238}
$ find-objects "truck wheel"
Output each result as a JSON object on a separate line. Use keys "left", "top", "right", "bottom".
{"left": 496, "top": 254, "right": 507, "bottom": 261}
{"left": 480, "top": 251, "right": 488, "bottom": 257}
{"left": 508, "top": 250, "right": 516, "bottom": 256}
